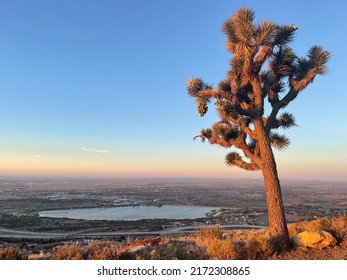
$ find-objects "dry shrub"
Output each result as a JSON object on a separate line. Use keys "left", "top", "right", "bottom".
{"left": 87, "top": 240, "right": 135, "bottom": 260}
{"left": 141, "top": 240, "right": 206, "bottom": 260}
{"left": 52, "top": 243, "right": 84, "bottom": 260}
{"left": 231, "top": 230, "right": 248, "bottom": 241}
{"left": 129, "top": 237, "right": 163, "bottom": 247}
{"left": 52, "top": 241, "right": 136, "bottom": 260}
{"left": 245, "top": 231, "right": 274, "bottom": 259}
{"left": 288, "top": 217, "right": 330, "bottom": 236}
{"left": 88, "top": 241, "right": 120, "bottom": 260}
{"left": 0, "top": 247, "right": 23, "bottom": 260}
{"left": 195, "top": 227, "right": 276, "bottom": 259}
{"left": 195, "top": 227, "right": 239, "bottom": 260}
{"left": 329, "top": 216, "right": 347, "bottom": 242}
{"left": 206, "top": 238, "right": 238, "bottom": 260}
{"left": 195, "top": 227, "right": 223, "bottom": 247}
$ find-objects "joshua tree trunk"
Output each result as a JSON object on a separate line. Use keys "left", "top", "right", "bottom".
{"left": 254, "top": 120, "right": 289, "bottom": 248}
{"left": 262, "top": 158, "right": 289, "bottom": 248}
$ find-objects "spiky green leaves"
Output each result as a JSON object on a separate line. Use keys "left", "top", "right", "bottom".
{"left": 216, "top": 101, "right": 239, "bottom": 120}
{"left": 272, "top": 80, "right": 286, "bottom": 94}
{"left": 225, "top": 152, "right": 242, "bottom": 166}
{"left": 294, "top": 46, "right": 330, "bottom": 79}
{"left": 222, "top": 8, "right": 256, "bottom": 49}
{"left": 294, "top": 57, "right": 311, "bottom": 80}
{"left": 271, "top": 112, "right": 297, "bottom": 130}
{"left": 269, "top": 47, "right": 297, "bottom": 77}
{"left": 187, "top": 78, "right": 205, "bottom": 97}
{"left": 212, "top": 122, "right": 228, "bottom": 137}
{"left": 225, "top": 151, "right": 260, "bottom": 170}
{"left": 217, "top": 79, "right": 231, "bottom": 92}
{"left": 259, "top": 70, "right": 273, "bottom": 87}
{"left": 308, "top": 46, "right": 330, "bottom": 75}
{"left": 233, "top": 8, "right": 256, "bottom": 43}
{"left": 198, "top": 128, "right": 212, "bottom": 143}
{"left": 186, "top": 78, "right": 213, "bottom": 117}
{"left": 195, "top": 122, "right": 241, "bottom": 147}
{"left": 292, "top": 46, "right": 330, "bottom": 92}
{"left": 212, "top": 122, "right": 240, "bottom": 141}
{"left": 228, "top": 56, "right": 244, "bottom": 83}
{"left": 279, "top": 112, "right": 297, "bottom": 129}
{"left": 269, "top": 132, "right": 290, "bottom": 149}
{"left": 274, "top": 25, "right": 297, "bottom": 46}
{"left": 257, "top": 21, "right": 278, "bottom": 45}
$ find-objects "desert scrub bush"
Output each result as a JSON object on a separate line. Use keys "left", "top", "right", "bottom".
{"left": 0, "top": 247, "right": 24, "bottom": 260}
{"left": 290, "top": 217, "right": 332, "bottom": 234}
{"left": 88, "top": 241, "right": 119, "bottom": 260}
{"left": 245, "top": 231, "right": 274, "bottom": 259}
{"left": 230, "top": 230, "right": 248, "bottom": 241}
{"left": 87, "top": 240, "right": 135, "bottom": 260}
{"left": 141, "top": 240, "right": 206, "bottom": 260}
{"left": 195, "top": 227, "right": 223, "bottom": 247}
{"left": 195, "top": 227, "right": 239, "bottom": 260}
{"left": 52, "top": 243, "right": 85, "bottom": 260}
{"left": 287, "top": 218, "right": 326, "bottom": 239}
{"left": 329, "top": 216, "right": 347, "bottom": 243}
{"left": 206, "top": 238, "right": 239, "bottom": 260}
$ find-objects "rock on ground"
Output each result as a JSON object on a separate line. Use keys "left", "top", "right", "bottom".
{"left": 291, "top": 230, "right": 336, "bottom": 249}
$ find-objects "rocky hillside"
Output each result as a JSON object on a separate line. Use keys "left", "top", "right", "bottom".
{"left": 1, "top": 216, "right": 346, "bottom": 260}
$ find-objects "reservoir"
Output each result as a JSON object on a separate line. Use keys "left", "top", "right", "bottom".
{"left": 38, "top": 205, "right": 216, "bottom": 221}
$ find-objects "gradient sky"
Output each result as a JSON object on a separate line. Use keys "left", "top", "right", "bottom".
{"left": 0, "top": 0, "right": 346, "bottom": 180}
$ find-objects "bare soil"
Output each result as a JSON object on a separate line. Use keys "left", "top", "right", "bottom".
{"left": 272, "top": 245, "right": 347, "bottom": 260}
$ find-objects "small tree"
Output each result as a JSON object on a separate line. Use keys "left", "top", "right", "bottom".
{"left": 187, "top": 8, "right": 330, "bottom": 249}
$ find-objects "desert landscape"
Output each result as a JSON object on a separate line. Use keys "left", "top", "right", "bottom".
{"left": 0, "top": 177, "right": 346, "bottom": 259}
{"left": 0, "top": 0, "right": 346, "bottom": 268}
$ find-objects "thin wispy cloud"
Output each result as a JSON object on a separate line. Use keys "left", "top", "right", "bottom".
{"left": 80, "top": 147, "right": 109, "bottom": 154}
{"left": 39, "top": 139, "right": 64, "bottom": 143}
{"left": 18, "top": 155, "right": 42, "bottom": 162}
{"left": 0, "top": 152, "right": 44, "bottom": 161}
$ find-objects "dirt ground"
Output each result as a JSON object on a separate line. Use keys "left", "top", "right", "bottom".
{"left": 271, "top": 245, "right": 347, "bottom": 260}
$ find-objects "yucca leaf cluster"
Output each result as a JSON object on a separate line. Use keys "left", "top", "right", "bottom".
{"left": 187, "top": 8, "right": 329, "bottom": 171}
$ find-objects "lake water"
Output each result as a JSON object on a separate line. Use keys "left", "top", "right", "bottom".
{"left": 38, "top": 205, "right": 216, "bottom": 221}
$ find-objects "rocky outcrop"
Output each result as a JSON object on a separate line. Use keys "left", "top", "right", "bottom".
{"left": 291, "top": 230, "right": 336, "bottom": 249}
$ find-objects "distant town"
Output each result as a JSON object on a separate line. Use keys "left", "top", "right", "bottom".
{"left": 0, "top": 177, "right": 346, "bottom": 256}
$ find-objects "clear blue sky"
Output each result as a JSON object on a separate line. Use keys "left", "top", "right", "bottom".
{"left": 0, "top": 0, "right": 346, "bottom": 180}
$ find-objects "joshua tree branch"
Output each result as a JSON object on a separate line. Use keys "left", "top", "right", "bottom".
{"left": 250, "top": 77, "right": 264, "bottom": 116}
{"left": 233, "top": 159, "right": 260, "bottom": 171}
{"left": 238, "top": 141, "right": 263, "bottom": 168}
{"left": 237, "top": 118, "right": 257, "bottom": 138}
{"left": 253, "top": 45, "right": 274, "bottom": 73}
{"left": 265, "top": 103, "right": 281, "bottom": 134}
{"left": 207, "top": 129, "right": 262, "bottom": 167}
{"left": 279, "top": 88, "right": 298, "bottom": 108}
{"left": 279, "top": 68, "right": 317, "bottom": 108}
{"left": 196, "top": 89, "right": 232, "bottom": 102}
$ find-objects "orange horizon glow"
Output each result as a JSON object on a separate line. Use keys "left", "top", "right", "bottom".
{"left": 1, "top": 153, "right": 346, "bottom": 181}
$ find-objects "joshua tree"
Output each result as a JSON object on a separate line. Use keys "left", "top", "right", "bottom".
{"left": 187, "top": 8, "right": 330, "bottom": 249}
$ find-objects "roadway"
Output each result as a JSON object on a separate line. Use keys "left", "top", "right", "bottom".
{"left": 0, "top": 224, "right": 266, "bottom": 239}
